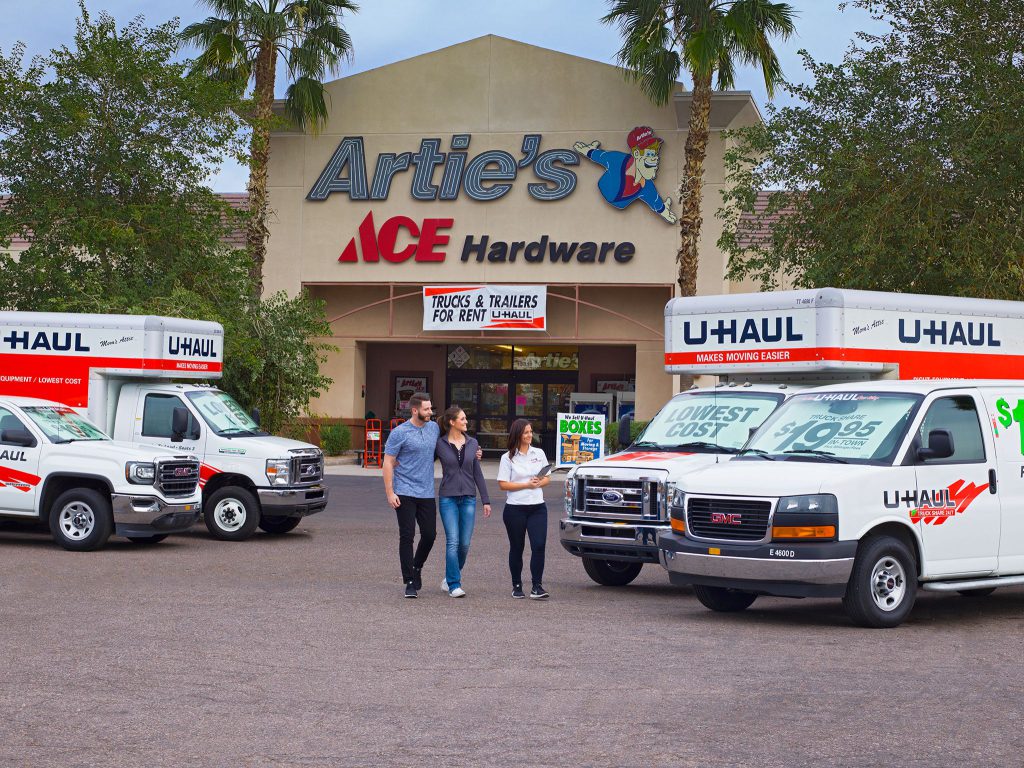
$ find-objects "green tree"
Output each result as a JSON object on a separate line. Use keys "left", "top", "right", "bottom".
{"left": 181, "top": 0, "right": 358, "bottom": 297}
{"left": 0, "top": 4, "right": 333, "bottom": 433}
{"left": 604, "top": 0, "right": 795, "bottom": 296}
{"left": 719, "top": 0, "right": 1024, "bottom": 298}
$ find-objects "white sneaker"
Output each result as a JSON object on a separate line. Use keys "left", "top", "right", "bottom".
{"left": 440, "top": 578, "right": 448, "bottom": 592}
{"left": 449, "top": 587, "right": 466, "bottom": 598}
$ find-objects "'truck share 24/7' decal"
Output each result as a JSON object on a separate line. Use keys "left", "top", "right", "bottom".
{"left": 883, "top": 480, "right": 989, "bottom": 525}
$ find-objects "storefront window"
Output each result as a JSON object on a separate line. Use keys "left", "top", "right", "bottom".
{"left": 447, "top": 345, "right": 513, "bottom": 370}
{"left": 513, "top": 346, "right": 579, "bottom": 371}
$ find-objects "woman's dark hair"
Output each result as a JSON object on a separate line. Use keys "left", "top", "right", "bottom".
{"left": 507, "top": 418, "right": 532, "bottom": 458}
{"left": 439, "top": 405, "right": 465, "bottom": 434}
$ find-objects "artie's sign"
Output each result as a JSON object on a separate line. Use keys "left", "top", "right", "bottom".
{"left": 308, "top": 134, "right": 579, "bottom": 203}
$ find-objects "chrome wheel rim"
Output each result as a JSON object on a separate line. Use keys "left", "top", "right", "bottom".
{"left": 214, "top": 498, "right": 246, "bottom": 532}
{"left": 870, "top": 555, "right": 906, "bottom": 612}
{"left": 59, "top": 502, "right": 95, "bottom": 540}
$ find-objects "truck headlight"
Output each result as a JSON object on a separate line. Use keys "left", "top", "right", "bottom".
{"left": 564, "top": 473, "right": 575, "bottom": 515}
{"left": 671, "top": 486, "right": 685, "bottom": 509}
{"left": 126, "top": 462, "right": 156, "bottom": 485}
{"left": 777, "top": 494, "right": 838, "bottom": 514}
{"left": 266, "top": 458, "right": 291, "bottom": 486}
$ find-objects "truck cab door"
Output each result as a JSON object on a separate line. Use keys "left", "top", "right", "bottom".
{"left": 912, "top": 391, "right": 999, "bottom": 578}
{"left": 135, "top": 392, "right": 205, "bottom": 458}
{"left": 0, "top": 406, "right": 42, "bottom": 516}
{"left": 981, "top": 389, "right": 1024, "bottom": 574}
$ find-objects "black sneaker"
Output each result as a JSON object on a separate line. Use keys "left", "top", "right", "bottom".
{"left": 404, "top": 582, "right": 418, "bottom": 599}
{"left": 511, "top": 584, "right": 525, "bottom": 599}
{"left": 530, "top": 585, "right": 550, "bottom": 600}
{"left": 412, "top": 567, "right": 423, "bottom": 591}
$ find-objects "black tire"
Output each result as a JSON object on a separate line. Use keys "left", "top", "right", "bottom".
{"left": 127, "top": 534, "right": 169, "bottom": 545}
{"left": 582, "top": 557, "right": 643, "bottom": 586}
{"left": 49, "top": 488, "right": 113, "bottom": 552}
{"left": 693, "top": 584, "right": 758, "bottom": 612}
{"left": 258, "top": 515, "right": 301, "bottom": 535}
{"left": 842, "top": 535, "right": 918, "bottom": 628}
{"left": 958, "top": 587, "right": 996, "bottom": 598}
{"left": 204, "top": 486, "right": 260, "bottom": 541}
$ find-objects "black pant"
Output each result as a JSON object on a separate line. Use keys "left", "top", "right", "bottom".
{"left": 503, "top": 503, "right": 547, "bottom": 587}
{"left": 395, "top": 496, "right": 436, "bottom": 583}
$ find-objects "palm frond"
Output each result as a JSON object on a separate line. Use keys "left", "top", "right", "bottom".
{"left": 285, "top": 75, "right": 329, "bottom": 133}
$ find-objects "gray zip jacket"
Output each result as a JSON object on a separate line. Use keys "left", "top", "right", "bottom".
{"left": 435, "top": 434, "right": 490, "bottom": 504}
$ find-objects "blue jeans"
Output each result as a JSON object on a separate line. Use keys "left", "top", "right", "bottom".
{"left": 439, "top": 495, "right": 477, "bottom": 590}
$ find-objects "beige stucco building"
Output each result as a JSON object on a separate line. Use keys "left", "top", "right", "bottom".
{"left": 265, "top": 35, "right": 763, "bottom": 455}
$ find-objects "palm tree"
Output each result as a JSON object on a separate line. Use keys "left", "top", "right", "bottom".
{"left": 182, "top": 0, "right": 358, "bottom": 296}
{"left": 604, "top": 0, "right": 795, "bottom": 296}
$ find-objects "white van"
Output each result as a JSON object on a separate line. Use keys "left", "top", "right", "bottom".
{"left": 0, "top": 312, "right": 327, "bottom": 542}
{"left": 658, "top": 290, "right": 1024, "bottom": 627}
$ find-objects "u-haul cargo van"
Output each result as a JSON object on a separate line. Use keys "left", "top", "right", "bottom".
{"left": 0, "top": 312, "right": 327, "bottom": 542}
{"left": 560, "top": 289, "right": 888, "bottom": 586}
{"left": 657, "top": 288, "right": 1024, "bottom": 627}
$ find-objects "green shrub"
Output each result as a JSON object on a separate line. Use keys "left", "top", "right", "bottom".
{"left": 320, "top": 423, "right": 351, "bottom": 455}
{"left": 605, "top": 419, "right": 650, "bottom": 454}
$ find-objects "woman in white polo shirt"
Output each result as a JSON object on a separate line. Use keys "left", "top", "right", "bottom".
{"left": 497, "top": 419, "right": 551, "bottom": 599}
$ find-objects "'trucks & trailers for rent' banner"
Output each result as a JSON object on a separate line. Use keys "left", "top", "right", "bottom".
{"left": 423, "top": 285, "right": 546, "bottom": 331}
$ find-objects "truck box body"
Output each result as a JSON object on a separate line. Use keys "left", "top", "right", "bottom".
{"left": 664, "top": 288, "right": 1024, "bottom": 380}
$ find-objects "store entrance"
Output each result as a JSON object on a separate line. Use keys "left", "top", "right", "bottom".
{"left": 446, "top": 375, "right": 576, "bottom": 458}
{"left": 445, "top": 344, "right": 579, "bottom": 458}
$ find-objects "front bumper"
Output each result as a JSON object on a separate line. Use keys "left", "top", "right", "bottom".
{"left": 257, "top": 484, "right": 328, "bottom": 518}
{"left": 111, "top": 494, "right": 202, "bottom": 537}
{"left": 560, "top": 518, "right": 668, "bottom": 563}
{"left": 658, "top": 530, "right": 857, "bottom": 598}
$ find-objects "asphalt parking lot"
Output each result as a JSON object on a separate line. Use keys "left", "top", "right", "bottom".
{"left": 2, "top": 471, "right": 1024, "bottom": 767}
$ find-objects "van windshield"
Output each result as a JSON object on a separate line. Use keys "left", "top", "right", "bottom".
{"left": 22, "top": 406, "right": 109, "bottom": 443}
{"left": 186, "top": 390, "right": 264, "bottom": 437}
{"left": 743, "top": 392, "right": 923, "bottom": 464}
{"left": 631, "top": 391, "right": 785, "bottom": 453}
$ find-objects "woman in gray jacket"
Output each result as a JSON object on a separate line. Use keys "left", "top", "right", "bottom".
{"left": 435, "top": 405, "right": 491, "bottom": 597}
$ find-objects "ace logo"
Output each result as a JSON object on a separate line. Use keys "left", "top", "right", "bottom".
{"left": 339, "top": 211, "right": 454, "bottom": 263}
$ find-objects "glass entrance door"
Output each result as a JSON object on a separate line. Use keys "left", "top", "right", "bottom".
{"left": 478, "top": 383, "right": 510, "bottom": 452}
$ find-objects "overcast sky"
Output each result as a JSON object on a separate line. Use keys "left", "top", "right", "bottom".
{"left": 0, "top": 0, "right": 884, "bottom": 192}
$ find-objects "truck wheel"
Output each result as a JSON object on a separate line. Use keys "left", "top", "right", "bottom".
{"left": 693, "top": 584, "right": 758, "bottom": 612}
{"left": 582, "top": 557, "right": 643, "bottom": 586}
{"left": 204, "top": 486, "right": 260, "bottom": 541}
{"left": 49, "top": 488, "right": 113, "bottom": 552}
{"left": 127, "top": 535, "right": 168, "bottom": 545}
{"left": 842, "top": 535, "right": 917, "bottom": 628}
{"left": 258, "top": 515, "right": 301, "bottom": 535}
{"left": 958, "top": 587, "right": 996, "bottom": 598}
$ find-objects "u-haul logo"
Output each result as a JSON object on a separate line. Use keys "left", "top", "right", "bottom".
{"left": 680, "top": 317, "right": 804, "bottom": 346}
{"left": 167, "top": 335, "right": 218, "bottom": 359}
{"left": 1, "top": 331, "right": 90, "bottom": 352}
{"left": 883, "top": 479, "right": 988, "bottom": 525}
{"left": 898, "top": 319, "right": 1001, "bottom": 347}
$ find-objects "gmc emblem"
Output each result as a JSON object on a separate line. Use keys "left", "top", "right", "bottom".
{"left": 710, "top": 512, "right": 743, "bottom": 526}
{"left": 173, "top": 467, "right": 194, "bottom": 477}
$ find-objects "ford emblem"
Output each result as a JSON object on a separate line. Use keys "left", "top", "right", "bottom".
{"left": 602, "top": 490, "right": 624, "bottom": 504}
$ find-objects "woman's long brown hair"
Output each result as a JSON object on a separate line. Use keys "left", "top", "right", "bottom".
{"left": 507, "top": 418, "right": 531, "bottom": 458}
{"left": 439, "top": 405, "right": 465, "bottom": 435}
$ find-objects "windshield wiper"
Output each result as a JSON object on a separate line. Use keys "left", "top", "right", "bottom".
{"left": 781, "top": 449, "right": 849, "bottom": 463}
{"left": 671, "top": 441, "right": 739, "bottom": 454}
{"left": 630, "top": 441, "right": 662, "bottom": 449}
{"left": 219, "top": 428, "right": 257, "bottom": 436}
{"left": 736, "top": 448, "right": 776, "bottom": 461}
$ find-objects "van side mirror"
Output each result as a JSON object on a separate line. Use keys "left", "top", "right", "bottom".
{"left": 171, "top": 407, "right": 189, "bottom": 442}
{"left": 1, "top": 428, "right": 36, "bottom": 448}
{"left": 618, "top": 415, "right": 633, "bottom": 448}
{"left": 918, "top": 428, "right": 954, "bottom": 461}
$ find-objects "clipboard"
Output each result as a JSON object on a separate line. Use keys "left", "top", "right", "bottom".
{"left": 534, "top": 463, "right": 554, "bottom": 479}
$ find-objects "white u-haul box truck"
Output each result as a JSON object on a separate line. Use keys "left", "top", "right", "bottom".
{"left": 657, "top": 288, "right": 1024, "bottom": 627}
{"left": 560, "top": 290, "right": 890, "bottom": 586}
{"left": 0, "top": 312, "right": 327, "bottom": 542}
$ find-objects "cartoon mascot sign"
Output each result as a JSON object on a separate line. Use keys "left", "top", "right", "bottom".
{"left": 574, "top": 126, "right": 677, "bottom": 224}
